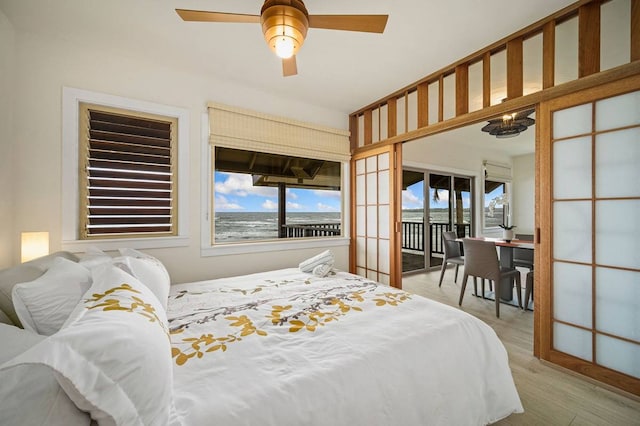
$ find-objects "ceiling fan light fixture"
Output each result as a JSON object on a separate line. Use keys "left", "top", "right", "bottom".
{"left": 274, "top": 36, "right": 295, "bottom": 58}
{"left": 261, "top": 1, "right": 309, "bottom": 59}
{"left": 481, "top": 109, "right": 535, "bottom": 139}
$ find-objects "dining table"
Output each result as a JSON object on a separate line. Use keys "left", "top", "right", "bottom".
{"left": 464, "top": 237, "right": 534, "bottom": 302}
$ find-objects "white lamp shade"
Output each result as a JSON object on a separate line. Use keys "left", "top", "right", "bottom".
{"left": 21, "top": 232, "right": 49, "bottom": 263}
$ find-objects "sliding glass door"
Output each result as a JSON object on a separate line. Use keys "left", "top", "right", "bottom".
{"left": 401, "top": 170, "right": 473, "bottom": 272}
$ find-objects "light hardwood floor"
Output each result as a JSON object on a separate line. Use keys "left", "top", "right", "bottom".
{"left": 402, "top": 267, "right": 640, "bottom": 426}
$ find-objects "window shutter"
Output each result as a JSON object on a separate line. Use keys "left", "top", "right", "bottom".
{"left": 79, "top": 103, "right": 177, "bottom": 238}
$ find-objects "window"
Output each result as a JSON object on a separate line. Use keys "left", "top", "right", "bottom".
{"left": 62, "top": 87, "right": 189, "bottom": 251}
{"left": 484, "top": 180, "right": 509, "bottom": 228}
{"left": 214, "top": 147, "right": 342, "bottom": 243}
{"left": 79, "top": 103, "right": 177, "bottom": 238}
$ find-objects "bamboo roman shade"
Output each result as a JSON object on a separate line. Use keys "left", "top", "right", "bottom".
{"left": 483, "top": 160, "right": 512, "bottom": 181}
{"left": 208, "top": 102, "right": 350, "bottom": 162}
{"left": 79, "top": 103, "right": 178, "bottom": 238}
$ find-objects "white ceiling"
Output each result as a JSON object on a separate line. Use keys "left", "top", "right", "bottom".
{"left": 0, "top": 0, "right": 573, "bottom": 155}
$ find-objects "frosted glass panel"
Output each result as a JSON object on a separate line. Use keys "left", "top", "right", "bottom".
{"left": 378, "top": 205, "right": 390, "bottom": 239}
{"left": 554, "top": 262, "right": 592, "bottom": 328}
{"left": 553, "top": 136, "right": 592, "bottom": 199}
{"left": 356, "top": 206, "right": 366, "bottom": 236}
{"left": 596, "top": 129, "right": 640, "bottom": 198}
{"left": 597, "top": 335, "right": 640, "bottom": 379}
{"left": 366, "top": 156, "right": 378, "bottom": 173}
{"left": 490, "top": 50, "right": 506, "bottom": 105}
{"left": 367, "top": 206, "right": 378, "bottom": 238}
{"left": 356, "top": 237, "right": 366, "bottom": 267}
{"left": 366, "top": 238, "right": 378, "bottom": 270}
{"left": 468, "top": 60, "right": 483, "bottom": 112}
{"left": 553, "top": 104, "right": 592, "bottom": 139}
{"left": 378, "top": 170, "right": 390, "bottom": 205}
{"left": 596, "top": 200, "right": 640, "bottom": 269}
{"left": 380, "top": 105, "right": 388, "bottom": 140}
{"left": 397, "top": 95, "right": 406, "bottom": 135}
{"left": 407, "top": 91, "right": 417, "bottom": 132}
{"left": 555, "top": 17, "right": 578, "bottom": 85}
{"left": 356, "top": 158, "right": 365, "bottom": 175}
{"left": 367, "top": 269, "right": 377, "bottom": 281}
{"left": 357, "top": 267, "right": 366, "bottom": 277}
{"left": 554, "top": 322, "right": 592, "bottom": 361}
{"left": 595, "top": 91, "right": 640, "bottom": 131}
{"left": 378, "top": 274, "right": 390, "bottom": 285}
{"left": 596, "top": 267, "right": 640, "bottom": 342}
{"left": 372, "top": 107, "right": 380, "bottom": 143}
{"left": 428, "top": 81, "right": 439, "bottom": 125}
{"left": 357, "top": 115, "right": 364, "bottom": 147}
{"left": 443, "top": 73, "right": 456, "bottom": 120}
{"left": 523, "top": 33, "right": 543, "bottom": 96}
{"left": 366, "top": 173, "right": 377, "bottom": 205}
{"left": 378, "top": 239, "right": 390, "bottom": 274}
{"left": 356, "top": 175, "right": 365, "bottom": 205}
{"left": 600, "top": 0, "right": 631, "bottom": 72}
{"left": 378, "top": 153, "right": 390, "bottom": 170}
{"left": 554, "top": 201, "right": 592, "bottom": 263}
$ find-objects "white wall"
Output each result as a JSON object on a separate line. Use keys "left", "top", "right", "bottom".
{"left": 512, "top": 153, "right": 535, "bottom": 235}
{"left": 0, "top": 10, "right": 15, "bottom": 268}
{"left": 5, "top": 29, "right": 349, "bottom": 282}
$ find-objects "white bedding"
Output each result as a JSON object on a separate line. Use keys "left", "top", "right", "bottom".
{"left": 168, "top": 269, "right": 523, "bottom": 426}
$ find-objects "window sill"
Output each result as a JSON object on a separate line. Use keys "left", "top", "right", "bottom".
{"left": 62, "top": 236, "right": 190, "bottom": 253}
{"left": 201, "top": 237, "right": 350, "bottom": 257}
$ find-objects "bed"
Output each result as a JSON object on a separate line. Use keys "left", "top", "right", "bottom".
{"left": 0, "top": 250, "right": 523, "bottom": 425}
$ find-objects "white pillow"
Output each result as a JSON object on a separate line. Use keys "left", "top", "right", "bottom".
{"left": 299, "top": 249, "right": 335, "bottom": 273}
{"left": 2, "top": 265, "right": 175, "bottom": 426}
{"left": 0, "top": 324, "right": 91, "bottom": 426}
{"left": 78, "top": 246, "right": 112, "bottom": 269}
{"left": 114, "top": 248, "right": 171, "bottom": 310}
{"left": 12, "top": 257, "right": 92, "bottom": 335}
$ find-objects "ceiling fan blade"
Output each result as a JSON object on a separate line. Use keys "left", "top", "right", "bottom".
{"left": 308, "top": 15, "right": 388, "bottom": 33}
{"left": 175, "top": 9, "right": 260, "bottom": 23}
{"left": 282, "top": 56, "right": 298, "bottom": 77}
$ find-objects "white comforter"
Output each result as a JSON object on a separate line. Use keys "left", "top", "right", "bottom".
{"left": 167, "top": 269, "right": 523, "bottom": 426}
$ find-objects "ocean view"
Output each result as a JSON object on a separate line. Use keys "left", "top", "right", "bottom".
{"left": 215, "top": 212, "right": 341, "bottom": 242}
{"left": 215, "top": 208, "right": 504, "bottom": 242}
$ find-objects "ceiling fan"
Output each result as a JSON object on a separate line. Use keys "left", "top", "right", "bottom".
{"left": 176, "top": 0, "right": 388, "bottom": 77}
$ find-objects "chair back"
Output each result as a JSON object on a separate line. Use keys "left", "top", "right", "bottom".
{"left": 462, "top": 238, "right": 501, "bottom": 282}
{"left": 442, "top": 231, "right": 462, "bottom": 259}
{"left": 514, "top": 233, "right": 534, "bottom": 264}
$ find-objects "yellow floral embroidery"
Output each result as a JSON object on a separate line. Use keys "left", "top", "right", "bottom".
{"left": 169, "top": 277, "right": 413, "bottom": 366}
{"left": 84, "top": 283, "right": 167, "bottom": 333}
{"left": 171, "top": 315, "right": 267, "bottom": 366}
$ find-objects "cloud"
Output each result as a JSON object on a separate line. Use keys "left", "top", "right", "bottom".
{"left": 287, "top": 201, "right": 304, "bottom": 210}
{"left": 402, "top": 189, "right": 423, "bottom": 208}
{"left": 286, "top": 189, "right": 298, "bottom": 200}
{"left": 313, "top": 189, "right": 341, "bottom": 199}
{"left": 262, "top": 199, "right": 278, "bottom": 210}
{"left": 215, "top": 195, "right": 244, "bottom": 210}
{"left": 317, "top": 202, "right": 338, "bottom": 212}
{"left": 215, "top": 172, "right": 277, "bottom": 197}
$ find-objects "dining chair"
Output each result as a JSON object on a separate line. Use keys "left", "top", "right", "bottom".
{"left": 513, "top": 233, "right": 534, "bottom": 270}
{"left": 459, "top": 238, "right": 522, "bottom": 318}
{"left": 438, "top": 231, "right": 465, "bottom": 287}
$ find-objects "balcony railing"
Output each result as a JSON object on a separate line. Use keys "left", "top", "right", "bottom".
{"left": 282, "top": 223, "right": 341, "bottom": 238}
{"left": 403, "top": 221, "right": 471, "bottom": 254}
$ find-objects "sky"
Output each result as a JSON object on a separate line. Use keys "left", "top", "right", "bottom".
{"left": 402, "top": 180, "right": 473, "bottom": 210}
{"left": 214, "top": 172, "right": 341, "bottom": 212}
